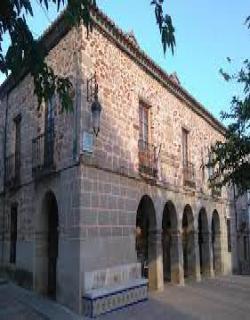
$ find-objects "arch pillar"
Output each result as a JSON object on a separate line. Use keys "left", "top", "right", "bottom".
{"left": 170, "top": 231, "right": 184, "bottom": 285}
{"left": 212, "top": 231, "right": 223, "bottom": 275}
{"left": 212, "top": 210, "right": 223, "bottom": 276}
{"left": 148, "top": 229, "right": 164, "bottom": 291}
{"left": 202, "top": 232, "right": 214, "bottom": 278}
{"left": 193, "top": 231, "right": 202, "bottom": 282}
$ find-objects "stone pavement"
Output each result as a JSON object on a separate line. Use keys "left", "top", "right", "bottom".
{"left": 0, "top": 281, "right": 82, "bottom": 320}
{"left": 102, "top": 275, "right": 250, "bottom": 320}
{"left": 1, "top": 276, "right": 250, "bottom": 320}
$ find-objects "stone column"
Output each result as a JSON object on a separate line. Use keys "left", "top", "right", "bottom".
{"left": 148, "top": 229, "right": 164, "bottom": 291}
{"left": 203, "top": 232, "right": 214, "bottom": 278}
{"left": 193, "top": 231, "right": 201, "bottom": 282}
{"left": 170, "top": 231, "right": 184, "bottom": 285}
{"left": 213, "top": 231, "right": 223, "bottom": 275}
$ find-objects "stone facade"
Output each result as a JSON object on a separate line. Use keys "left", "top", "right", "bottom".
{"left": 235, "top": 191, "right": 250, "bottom": 274}
{"left": 0, "top": 7, "right": 235, "bottom": 315}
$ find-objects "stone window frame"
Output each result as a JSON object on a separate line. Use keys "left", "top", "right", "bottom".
{"left": 13, "top": 113, "right": 21, "bottom": 153}
{"left": 138, "top": 99, "right": 153, "bottom": 146}
{"left": 181, "top": 126, "right": 190, "bottom": 166}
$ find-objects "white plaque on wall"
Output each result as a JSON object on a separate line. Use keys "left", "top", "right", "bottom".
{"left": 82, "top": 131, "right": 94, "bottom": 153}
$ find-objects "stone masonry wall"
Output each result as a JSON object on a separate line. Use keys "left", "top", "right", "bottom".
{"left": 0, "top": 26, "right": 84, "bottom": 312}
{"left": 75, "top": 19, "right": 234, "bottom": 280}
{"left": 78, "top": 24, "right": 225, "bottom": 195}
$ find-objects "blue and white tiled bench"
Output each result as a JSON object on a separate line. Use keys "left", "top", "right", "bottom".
{"left": 82, "top": 278, "right": 148, "bottom": 317}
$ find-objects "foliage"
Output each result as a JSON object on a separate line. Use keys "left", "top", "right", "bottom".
{"left": 151, "top": 0, "right": 175, "bottom": 54}
{"left": 0, "top": 0, "right": 99, "bottom": 111}
{"left": 208, "top": 21, "right": 250, "bottom": 195}
{"left": 0, "top": 0, "right": 175, "bottom": 110}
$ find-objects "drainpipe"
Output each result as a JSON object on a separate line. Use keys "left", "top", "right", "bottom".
{"left": 1, "top": 92, "right": 9, "bottom": 264}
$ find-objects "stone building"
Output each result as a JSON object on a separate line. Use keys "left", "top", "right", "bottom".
{"left": 235, "top": 191, "right": 250, "bottom": 274}
{"left": 0, "top": 7, "right": 235, "bottom": 316}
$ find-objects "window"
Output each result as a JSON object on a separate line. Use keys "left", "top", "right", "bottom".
{"left": 14, "top": 115, "right": 21, "bottom": 179}
{"left": 10, "top": 205, "right": 18, "bottom": 263}
{"left": 139, "top": 102, "right": 149, "bottom": 148}
{"left": 207, "top": 149, "right": 214, "bottom": 179}
{"left": 44, "top": 97, "right": 55, "bottom": 167}
{"left": 227, "top": 219, "right": 231, "bottom": 253}
{"left": 243, "top": 236, "right": 249, "bottom": 260}
{"left": 241, "top": 209, "right": 247, "bottom": 224}
{"left": 201, "top": 149, "right": 205, "bottom": 184}
{"left": 45, "top": 96, "right": 55, "bottom": 134}
{"left": 182, "top": 128, "right": 189, "bottom": 166}
{"left": 14, "top": 115, "right": 21, "bottom": 154}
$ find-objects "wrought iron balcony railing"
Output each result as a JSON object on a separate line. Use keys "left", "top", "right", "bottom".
{"left": 5, "top": 152, "right": 20, "bottom": 188}
{"left": 183, "top": 161, "right": 196, "bottom": 188}
{"left": 32, "top": 130, "right": 55, "bottom": 179}
{"left": 211, "top": 186, "right": 222, "bottom": 198}
{"left": 138, "top": 139, "right": 158, "bottom": 179}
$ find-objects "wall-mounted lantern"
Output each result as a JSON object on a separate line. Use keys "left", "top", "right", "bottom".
{"left": 91, "top": 95, "right": 102, "bottom": 137}
{"left": 87, "top": 73, "right": 102, "bottom": 137}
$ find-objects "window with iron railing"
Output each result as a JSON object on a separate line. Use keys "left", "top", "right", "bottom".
{"left": 138, "top": 102, "right": 157, "bottom": 178}
{"left": 243, "top": 236, "right": 249, "bottom": 261}
{"left": 138, "top": 140, "right": 157, "bottom": 178}
{"left": 207, "top": 149, "right": 215, "bottom": 180}
{"left": 211, "top": 186, "right": 222, "bottom": 198}
{"left": 5, "top": 152, "right": 20, "bottom": 187}
{"left": 32, "top": 98, "right": 55, "bottom": 178}
{"left": 183, "top": 161, "right": 196, "bottom": 188}
{"left": 139, "top": 102, "right": 149, "bottom": 146}
{"left": 182, "top": 128, "right": 195, "bottom": 187}
{"left": 5, "top": 115, "right": 21, "bottom": 188}
{"left": 182, "top": 128, "right": 188, "bottom": 166}
{"left": 32, "top": 129, "right": 55, "bottom": 176}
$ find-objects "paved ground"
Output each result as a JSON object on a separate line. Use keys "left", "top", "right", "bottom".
{"left": 103, "top": 275, "right": 250, "bottom": 320}
{"left": 0, "top": 281, "right": 81, "bottom": 320}
{"left": 1, "top": 276, "right": 250, "bottom": 320}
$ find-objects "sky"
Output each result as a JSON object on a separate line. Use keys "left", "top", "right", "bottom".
{"left": 1, "top": 0, "right": 249, "bottom": 122}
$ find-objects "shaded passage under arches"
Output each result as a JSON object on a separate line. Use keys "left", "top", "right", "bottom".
{"left": 182, "top": 205, "right": 196, "bottom": 280}
{"left": 198, "top": 208, "right": 212, "bottom": 277}
{"left": 136, "top": 195, "right": 162, "bottom": 290}
{"left": 162, "top": 201, "right": 178, "bottom": 283}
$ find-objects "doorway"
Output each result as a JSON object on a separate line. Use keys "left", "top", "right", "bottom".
{"left": 36, "top": 191, "right": 58, "bottom": 299}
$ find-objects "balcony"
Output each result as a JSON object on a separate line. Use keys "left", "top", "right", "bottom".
{"left": 32, "top": 130, "right": 55, "bottom": 179}
{"left": 183, "top": 161, "right": 196, "bottom": 188}
{"left": 138, "top": 140, "right": 158, "bottom": 179}
{"left": 211, "top": 186, "right": 222, "bottom": 198}
{"left": 5, "top": 152, "right": 20, "bottom": 189}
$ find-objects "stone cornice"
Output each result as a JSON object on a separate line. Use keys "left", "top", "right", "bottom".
{"left": 0, "top": 6, "right": 226, "bottom": 135}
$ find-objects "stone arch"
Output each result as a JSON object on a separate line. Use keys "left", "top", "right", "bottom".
{"left": 136, "top": 195, "right": 158, "bottom": 289}
{"left": 162, "top": 201, "right": 178, "bottom": 283}
{"left": 212, "top": 210, "right": 222, "bottom": 275}
{"left": 198, "top": 208, "right": 211, "bottom": 277}
{"left": 182, "top": 205, "right": 196, "bottom": 280}
{"left": 34, "top": 190, "right": 59, "bottom": 299}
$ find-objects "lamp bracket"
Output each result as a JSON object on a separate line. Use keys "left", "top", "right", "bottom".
{"left": 87, "top": 72, "right": 98, "bottom": 102}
